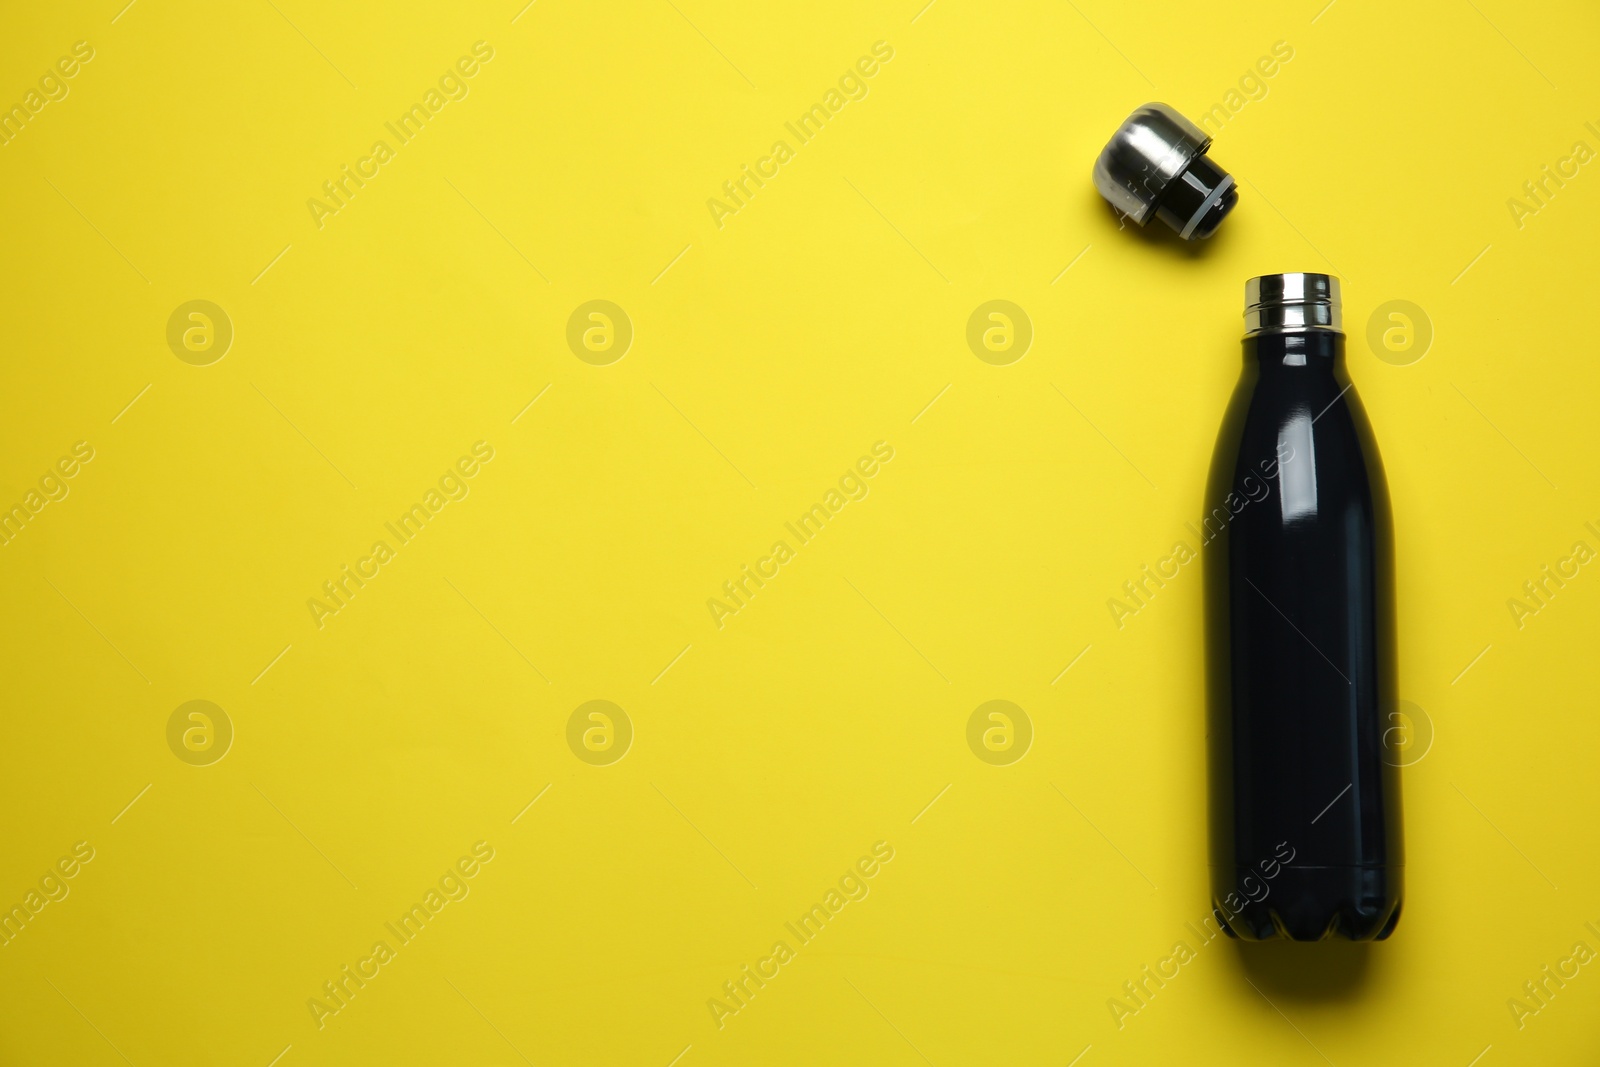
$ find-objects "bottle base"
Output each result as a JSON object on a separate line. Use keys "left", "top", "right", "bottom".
{"left": 1212, "top": 865, "right": 1402, "bottom": 942}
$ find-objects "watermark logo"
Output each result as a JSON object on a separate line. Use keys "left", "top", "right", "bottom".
{"left": 1507, "top": 922, "right": 1600, "bottom": 1031}
{"left": 566, "top": 300, "right": 632, "bottom": 365}
{"left": 707, "top": 442, "right": 894, "bottom": 630}
{"left": 167, "top": 700, "right": 232, "bottom": 766}
{"left": 167, "top": 300, "right": 232, "bottom": 366}
{"left": 706, "top": 41, "right": 895, "bottom": 230}
{"left": 1506, "top": 123, "right": 1599, "bottom": 231}
{"left": 707, "top": 840, "right": 894, "bottom": 1029}
{"left": 1196, "top": 41, "right": 1294, "bottom": 137}
{"left": 567, "top": 700, "right": 632, "bottom": 765}
{"left": 1109, "top": 841, "right": 1295, "bottom": 1029}
{"left": 967, "top": 700, "right": 1031, "bottom": 765}
{"left": 0, "top": 40, "right": 95, "bottom": 149}
{"left": 1381, "top": 700, "right": 1433, "bottom": 767}
{"left": 0, "top": 440, "right": 94, "bottom": 549}
{"left": 1507, "top": 528, "right": 1597, "bottom": 630}
{"left": 306, "top": 42, "right": 496, "bottom": 230}
{"left": 0, "top": 841, "right": 95, "bottom": 949}
{"left": 1106, "top": 443, "right": 1293, "bottom": 630}
{"left": 307, "top": 441, "right": 496, "bottom": 630}
{"left": 966, "top": 300, "right": 1031, "bottom": 365}
{"left": 307, "top": 841, "right": 496, "bottom": 1029}
{"left": 1107, "top": 542, "right": 1197, "bottom": 629}
{"left": 1365, "top": 299, "right": 1432, "bottom": 366}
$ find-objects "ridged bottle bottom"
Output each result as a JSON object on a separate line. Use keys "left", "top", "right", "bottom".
{"left": 1211, "top": 864, "right": 1403, "bottom": 942}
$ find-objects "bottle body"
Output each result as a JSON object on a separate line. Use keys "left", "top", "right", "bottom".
{"left": 1204, "top": 322, "right": 1403, "bottom": 941}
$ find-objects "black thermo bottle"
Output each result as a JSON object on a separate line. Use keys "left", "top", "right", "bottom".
{"left": 1204, "top": 273, "right": 1403, "bottom": 941}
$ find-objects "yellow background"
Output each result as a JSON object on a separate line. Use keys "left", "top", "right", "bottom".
{"left": 1, "top": 0, "right": 1597, "bottom": 1063}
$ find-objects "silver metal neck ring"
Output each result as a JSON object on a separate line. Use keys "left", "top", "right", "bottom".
{"left": 1244, "top": 273, "right": 1342, "bottom": 336}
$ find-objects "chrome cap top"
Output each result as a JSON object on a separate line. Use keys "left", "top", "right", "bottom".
{"left": 1092, "top": 103, "right": 1210, "bottom": 225}
{"left": 1244, "top": 273, "right": 1342, "bottom": 336}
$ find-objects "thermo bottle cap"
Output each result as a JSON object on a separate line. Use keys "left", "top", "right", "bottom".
{"left": 1244, "top": 273, "right": 1342, "bottom": 336}
{"left": 1092, "top": 103, "right": 1238, "bottom": 240}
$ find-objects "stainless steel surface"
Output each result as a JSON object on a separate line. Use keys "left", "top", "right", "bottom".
{"left": 1244, "top": 273, "right": 1343, "bottom": 336}
{"left": 1092, "top": 102, "right": 1210, "bottom": 224}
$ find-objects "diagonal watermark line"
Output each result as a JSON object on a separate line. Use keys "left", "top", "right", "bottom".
{"left": 1051, "top": 383, "right": 1157, "bottom": 489}
{"left": 251, "top": 383, "right": 360, "bottom": 490}
{"left": 1051, "top": 243, "right": 1092, "bottom": 284}
{"left": 911, "top": 383, "right": 951, "bottom": 424}
{"left": 45, "top": 178, "right": 150, "bottom": 284}
{"left": 444, "top": 977, "right": 535, "bottom": 1066}
{"left": 1244, "top": 576, "right": 1351, "bottom": 685}
{"left": 111, "top": 0, "right": 139, "bottom": 22}
{"left": 1451, "top": 643, "right": 1492, "bottom": 685}
{"left": 1067, "top": 1045, "right": 1092, "bottom": 1067}
{"left": 444, "top": 577, "right": 551, "bottom": 682}
{"left": 651, "top": 782, "right": 759, "bottom": 889}
{"left": 1061, "top": 0, "right": 1155, "bottom": 86}
{"left": 1462, "top": 0, "right": 1557, "bottom": 88}
{"left": 444, "top": 178, "right": 550, "bottom": 282}
{"left": 1310, "top": 383, "right": 1352, "bottom": 424}
{"left": 111, "top": 383, "right": 151, "bottom": 423}
{"left": 1244, "top": 977, "right": 1335, "bottom": 1065}
{"left": 910, "top": 0, "right": 938, "bottom": 21}
{"left": 1240, "top": 177, "right": 1346, "bottom": 280}
{"left": 45, "top": 577, "right": 150, "bottom": 683}
{"left": 252, "top": 783, "right": 360, "bottom": 890}
{"left": 1452, "top": 782, "right": 1557, "bottom": 889}
{"left": 511, "top": 783, "right": 552, "bottom": 824}
{"left": 1310, "top": 782, "right": 1352, "bottom": 824}
{"left": 265, "top": 1044, "right": 292, "bottom": 1067}
{"left": 1452, "top": 384, "right": 1556, "bottom": 489}
{"left": 652, "top": 244, "right": 692, "bottom": 285}
{"left": 1451, "top": 244, "right": 1492, "bottom": 285}
{"left": 44, "top": 977, "right": 134, "bottom": 1065}
{"left": 252, "top": 244, "right": 292, "bottom": 285}
{"left": 264, "top": 0, "right": 358, "bottom": 88}
{"left": 1051, "top": 643, "right": 1092, "bottom": 684}
{"left": 652, "top": 644, "right": 693, "bottom": 685}
{"left": 111, "top": 783, "right": 151, "bottom": 824}
{"left": 252, "top": 644, "right": 293, "bottom": 685}
{"left": 1310, "top": 0, "right": 1337, "bottom": 23}
{"left": 1466, "top": 1044, "right": 1492, "bottom": 1067}
{"left": 843, "top": 576, "right": 950, "bottom": 683}
{"left": 666, "top": 1044, "right": 693, "bottom": 1067}
{"left": 511, "top": 383, "right": 552, "bottom": 424}
{"left": 511, "top": 0, "right": 538, "bottom": 22}
{"left": 651, "top": 382, "right": 757, "bottom": 488}
{"left": 845, "top": 978, "right": 935, "bottom": 1065}
{"left": 662, "top": 0, "right": 757, "bottom": 87}
{"left": 1052, "top": 782, "right": 1158, "bottom": 890}
{"left": 843, "top": 177, "right": 950, "bottom": 283}
{"left": 911, "top": 783, "right": 951, "bottom": 824}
